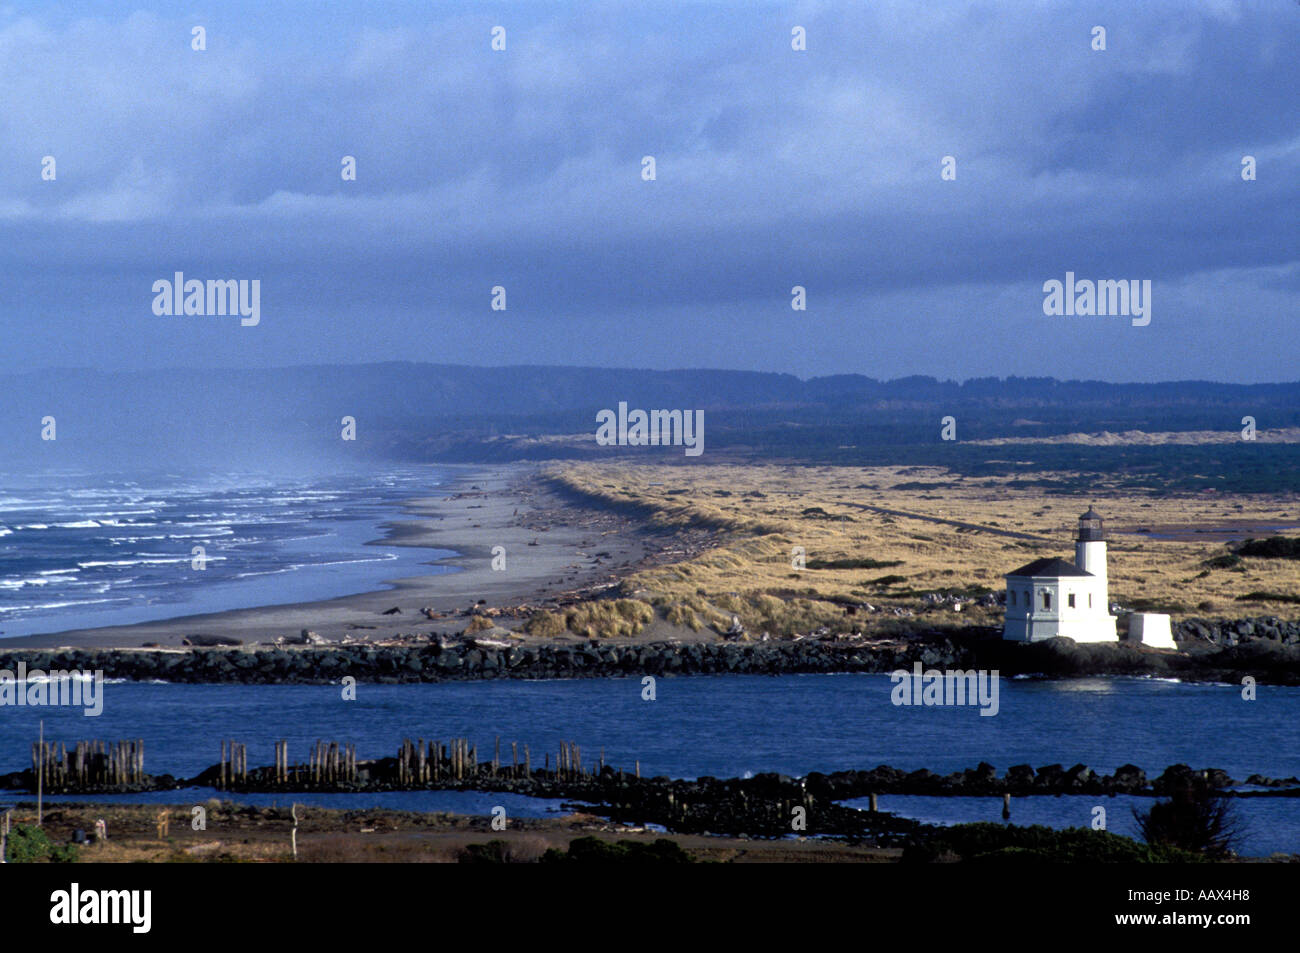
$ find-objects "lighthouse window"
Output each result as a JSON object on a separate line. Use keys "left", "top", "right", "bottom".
{"left": 1067, "top": 593, "right": 1076, "bottom": 608}
{"left": 1041, "top": 591, "right": 1051, "bottom": 610}
{"left": 1088, "top": 593, "right": 1093, "bottom": 608}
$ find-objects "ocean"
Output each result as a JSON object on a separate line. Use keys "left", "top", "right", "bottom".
{"left": 0, "top": 465, "right": 454, "bottom": 638}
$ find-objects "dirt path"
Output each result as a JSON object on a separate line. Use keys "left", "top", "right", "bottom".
{"left": 843, "top": 503, "right": 1049, "bottom": 541}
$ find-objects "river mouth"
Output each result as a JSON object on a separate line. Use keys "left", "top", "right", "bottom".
{"left": 5, "top": 673, "right": 1300, "bottom": 856}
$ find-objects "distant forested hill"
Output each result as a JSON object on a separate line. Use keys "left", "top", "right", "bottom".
{"left": 2, "top": 364, "right": 1297, "bottom": 489}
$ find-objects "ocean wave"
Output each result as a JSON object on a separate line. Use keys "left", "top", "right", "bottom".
{"left": 77, "top": 556, "right": 224, "bottom": 568}
{"left": 103, "top": 678, "right": 170, "bottom": 685}
{"left": 14, "top": 670, "right": 101, "bottom": 683}
{"left": 0, "top": 598, "right": 121, "bottom": 613}
{"left": 0, "top": 577, "right": 50, "bottom": 589}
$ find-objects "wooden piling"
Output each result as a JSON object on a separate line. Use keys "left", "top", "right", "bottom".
{"left": 36, "top": 720, "right": 44, "bottom": 826}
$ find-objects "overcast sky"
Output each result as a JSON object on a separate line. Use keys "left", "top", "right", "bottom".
{"left": 0, "top": 0, "right": 1295, "bottom": 381}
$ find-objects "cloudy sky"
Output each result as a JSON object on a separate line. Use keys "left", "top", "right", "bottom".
{"left": 0, "top": 0, "right": 1295, "bottom": 381}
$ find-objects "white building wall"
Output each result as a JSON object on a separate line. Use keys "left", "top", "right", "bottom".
{"left": 1003, "top": 574, "right": 1116, "bottom": 642}
{"left": 1128, "top": 613, "right": 1176, "bottom": 649}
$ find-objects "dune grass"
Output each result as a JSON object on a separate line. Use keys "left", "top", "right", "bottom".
{"left": 545, "top": 462, "right": 1300, "bottom": 638}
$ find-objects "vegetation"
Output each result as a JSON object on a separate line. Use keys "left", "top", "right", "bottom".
{"left": 901, "top": 822, "right": 1202, "bottom": 864}
{"left": 523, "top": 610, "right": 567, "bottom": 638}
{"left": 1203, "top": 553, "right": 1242, "bottom": 570}
{"left": 540, "top": 837, "right": 694, "bottom": 864}
{"left": 5, "top": 824, "right": 79, "bottom": 863}
{"left": 1134, "top": 790, "right": 1243, "bottom": 860}
{"left": 563, "top": 599, "right": 654, "bottom": 639}
{"left": 1237, "top": 536, "right": 1300, "bottom": 560}
{"left": 465, "top": 614, "right": 495, "bottom": 633}
{"left": 806, "top": 557, "right": 903, "bottom": 570}
{"left": 460, "top": 835, "right": 695, "bottom": 864}
{"left": 547, "top": 461, "right": 1300, "bottom": 638}
{"left": 523, "top": 599, "right": 655, "bottom": 639}
{"left": 1236, "top": 592, "right": 1300, "bottom": 604}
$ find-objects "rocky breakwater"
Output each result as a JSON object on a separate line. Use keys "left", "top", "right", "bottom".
{"left": 0, "top": 636, "right": 977, "bottom": 685}
{"left": 967, "top": 630, "right": 1300, "bottom": 685}
{"left": 802, "top": 762, "right": 1278, "bottom": 799}
{"left": 1174, "top": 616, "right": 1300, "bottom": 647}
{"left": 5, "top": 615, "right": 1300, "bottom": 685}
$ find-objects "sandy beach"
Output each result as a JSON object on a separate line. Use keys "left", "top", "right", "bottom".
{"left": 0, "top": 464, "right": 665, "bottom": 650}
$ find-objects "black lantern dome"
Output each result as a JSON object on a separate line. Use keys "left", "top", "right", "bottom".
{"left": 1077, "top": 507, "right": 1106, "bottom": 542}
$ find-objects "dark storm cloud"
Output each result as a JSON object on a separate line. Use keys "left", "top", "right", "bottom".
{"left": 0, "top": 0, "right": 1294, "bottom": 380}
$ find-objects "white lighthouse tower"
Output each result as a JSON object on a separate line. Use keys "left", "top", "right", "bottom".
{"left": 1075, "top": 506, "right": 1108, "bottom": 593}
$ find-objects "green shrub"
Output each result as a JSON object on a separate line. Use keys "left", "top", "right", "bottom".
{"left": 1134, "top": 790, "right": 1243, "bottom": 859}
{"left": 5, "top": 825, "right": 79, "bottom": 863}
{"left": 1237, "top": 537, "right": 1300, "bottom": 560}
{"left": 901, "top": 822, "right": 1202, "bottom": 864}
{"left": 458, "top": 840, "right": 514, "bottom": 864}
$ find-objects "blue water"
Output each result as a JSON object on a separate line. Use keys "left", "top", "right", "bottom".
{"left": 0, "top": 465, "right": 455, "bottom": 637}
{"left": 2, "top": 674, "right": 1297, "bottom": 855}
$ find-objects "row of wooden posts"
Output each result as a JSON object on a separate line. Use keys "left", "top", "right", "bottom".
{"left": 394, "top": 737, "right": 641, "bottom": 785}
{"left": 222, "top": 739, "right": 359, "bottom": 787}
{"left": 29, "top": 734, "right": 651, "bottom": 792}
{"left": 31, "top": 739, "right": 145, "bottom": 788}
{"left": 219, "top": 740, "right": 247, "bottom": 787}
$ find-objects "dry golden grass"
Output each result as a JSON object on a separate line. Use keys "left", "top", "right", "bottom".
{"left": 465, "top": 614, "right": 495, "bottom": 633}
{"left": 547, "top": 462, "right": 1300, "bottom": 637}
{"left": 524, "top": 599, "right": 655, "bottom": 639}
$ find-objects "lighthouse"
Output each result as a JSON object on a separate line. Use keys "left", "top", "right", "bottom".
{"left": 1002, "top": 506, "right": 1117, "bottom": 643}
{"left": 1075, "top": 506, "right": 1108, "bottom": 592}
